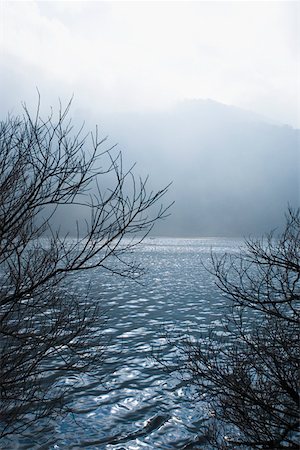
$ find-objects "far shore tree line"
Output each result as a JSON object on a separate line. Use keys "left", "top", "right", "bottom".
{"left": 0, "top": 100, "right": 298, "bottom": 449}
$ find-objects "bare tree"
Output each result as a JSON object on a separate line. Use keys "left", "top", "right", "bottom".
{"left": 0, "top": 99, "right": 170, "bottom": 437}
{"left": 169, "top": 209, "right": 299, "bottom": 449}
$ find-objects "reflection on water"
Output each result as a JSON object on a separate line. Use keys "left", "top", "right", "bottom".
{"left": 3, "top": 238, "right": 243, "bottom": 449}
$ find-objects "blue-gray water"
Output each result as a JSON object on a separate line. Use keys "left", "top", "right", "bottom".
{"left": 4, "top": 238, "right": 243, "bottom": 449}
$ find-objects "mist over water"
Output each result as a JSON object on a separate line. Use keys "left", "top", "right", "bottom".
{"left": 47, "top": 99, "right": 298, "bottom": 239}
{"left": 4, "top": 238, "right": 243, "bottom": 449}
{"left": 1, "top": 2, "right": 298, "bottom": 448}
{"left": 99, "top": 100, "right": 299, "bottom": 237}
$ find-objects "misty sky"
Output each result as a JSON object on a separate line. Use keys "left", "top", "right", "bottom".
{"left": 0, "top": 1, "right": 299, "bottom": 236}
{"left": 0, "top": 1, "right": 299, "bottom": 127}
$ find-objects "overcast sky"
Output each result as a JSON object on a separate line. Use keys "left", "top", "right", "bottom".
{"left": 0, "top": 1, "right": 299, "bottom": 127}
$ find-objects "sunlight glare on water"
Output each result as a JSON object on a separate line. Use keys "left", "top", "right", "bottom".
{"left": 4, "top": 238, "right": 244, "bottom": 449}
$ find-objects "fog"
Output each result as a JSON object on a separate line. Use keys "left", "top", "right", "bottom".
{"left": 1, "top": 1, "right": 299, "bottom": 236}
{"left": 1, "top": 1, "right": 299, "bottom": 126}
{"left": 35, "top": 99, "right": 299, "bottom": 237}
{"left": 87, "top": 99, "right": 299, "bottom": 236}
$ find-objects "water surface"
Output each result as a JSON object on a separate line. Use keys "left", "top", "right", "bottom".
{"left": 4, "top": 238, "right": 243, "bottom": 449}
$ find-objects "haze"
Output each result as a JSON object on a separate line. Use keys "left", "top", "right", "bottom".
{"left": 0, "top": 1, "right": 299, "bottom": 236}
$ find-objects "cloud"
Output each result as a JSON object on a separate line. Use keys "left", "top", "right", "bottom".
{"left": 0, "top": 1, "right": 299, "bottom": 126}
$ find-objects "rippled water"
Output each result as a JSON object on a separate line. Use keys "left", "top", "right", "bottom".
{"left": 4, "top": 238, "right": 244, "bottom": 449}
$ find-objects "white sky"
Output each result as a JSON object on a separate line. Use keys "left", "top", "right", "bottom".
{"left": 1, "top": 1, "right": 299, "bottom": 127}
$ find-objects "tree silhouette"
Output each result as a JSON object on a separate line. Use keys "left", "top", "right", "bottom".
{"left": 0, "top": 99, "right": 170, "bottom": 437}
{"left": 170, "top": 209, "right": 299, "bottom": 449}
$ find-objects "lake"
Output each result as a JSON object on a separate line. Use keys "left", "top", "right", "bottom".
{"left": 4, "top": 238, "right": 244, "bottom": 449}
